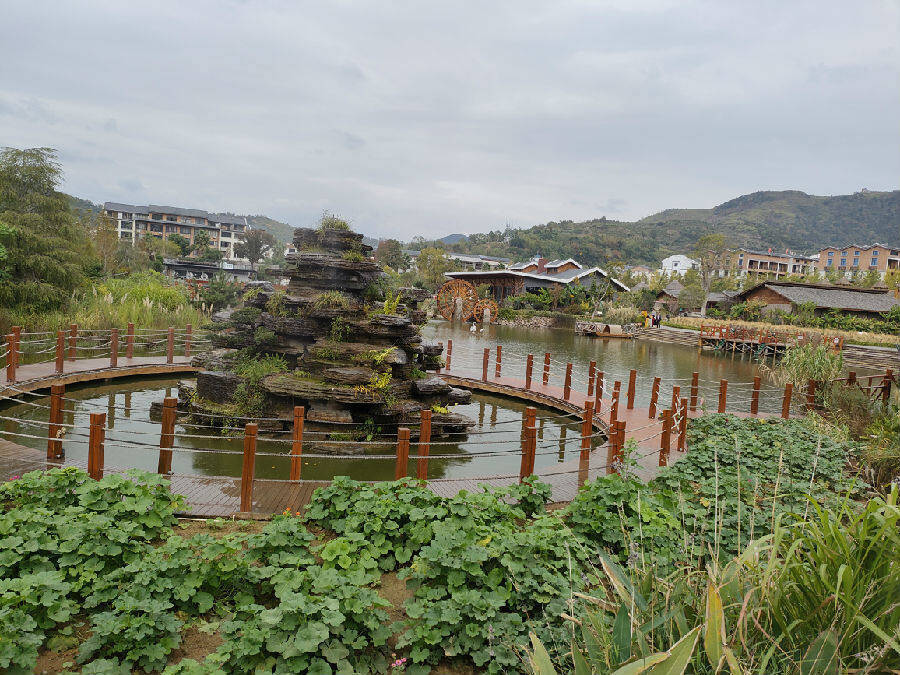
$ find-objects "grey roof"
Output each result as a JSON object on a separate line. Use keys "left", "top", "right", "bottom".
{"left": 738, "top": 248, "right": 815, "bottom": 261}
{"left": 742, "top": 282, "right": 900, "bottom": 313}
{"left": 706, "top": 290, "right": 739, "bottom": 303}
{"left": 147, "top": 204, "right": 210, "bottom": 218}
{"left": 545, "top": 258, "right": 581, "bottom": 269}
{"left": 445, "top": 267, "right": 629, "bottom": 292}
{"left": 211, "top": 213, "right": 248, "bottom": 226}
{"left": 103, "top": 202, "right": 148, "bottom": 214}
{"left": 660, "top": 280, "right": 684, "bottom": 296}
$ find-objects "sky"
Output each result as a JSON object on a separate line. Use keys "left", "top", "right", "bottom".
{"left": 1, "top": 0, "right": 898, "bottom": 240}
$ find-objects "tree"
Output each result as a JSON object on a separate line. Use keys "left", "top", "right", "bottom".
{"left": 93, "top": 211, "right": 120, "bottom": 274}
{"left": 692, "top": 233, "right": 727, "bottom": 316}
{"left": 191, "top": 231, "right": 223, "bottom": 263}
{"left": 167, "top": 233, "right": 191, "bottom": 257}
{"left": 883, "top": 269, "right": 900, "bottom": 291}
{"left": 374, "top": 239, "right": 408, "bottom": 270}
{"left": 0, "top": 147, "right": 89, "bottom": 315}
{"left": 234, "top": 228, "right": 277, "bottom": 270}
{"left": 415, "top": 247, "right": 456, "bottom": 290}
{"left": 678, "top": 268, "right": 705, "bottom": 311}
{"left": 199, "top": 273, "right": 242, "bottom": 311}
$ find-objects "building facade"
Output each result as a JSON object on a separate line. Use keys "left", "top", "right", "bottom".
{"left": 660, "top": 254, "right": 698, "bottom": 276}
{"left": 729, "top": 249, "right": 815, "bottom": 279}
{"left": 815, "top": 244, "right": 900, "bottom": 277}
{"left": 102, "top": 202, "right": 250, "bottom": 260}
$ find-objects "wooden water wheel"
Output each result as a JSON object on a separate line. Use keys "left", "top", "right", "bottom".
{"left": 436, "top": 279, "right": 479, "bottom": 321}
{"left": 473, "top": 298, "right": 500, "bottom": 323}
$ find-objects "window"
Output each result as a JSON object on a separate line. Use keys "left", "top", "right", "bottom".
{"left": 827, "top": 251, "right": 834, "bottom": 257}
{"left": 826, "top": 259, "right": 832, "bottom": 266}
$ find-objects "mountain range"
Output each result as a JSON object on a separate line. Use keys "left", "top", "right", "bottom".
{"left": 421, "top": 189, "right": 900, "bottom": 267}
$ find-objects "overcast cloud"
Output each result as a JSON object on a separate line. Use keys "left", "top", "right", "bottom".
{"left": 1, "top": 0, "right": 897, "bottom": 239}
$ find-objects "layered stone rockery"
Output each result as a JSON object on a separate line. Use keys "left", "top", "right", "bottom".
{"left": 186, "top": 225, "right": 471, "bottom": 438}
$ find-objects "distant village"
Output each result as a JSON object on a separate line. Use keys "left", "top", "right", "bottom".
{"left": 101, "top": 202, "right": 900, "bottom": 323}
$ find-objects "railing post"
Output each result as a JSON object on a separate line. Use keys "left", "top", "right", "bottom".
{"left": 519, "top": 406, "right": 536, "bottom": 482}
{"left": 580, "top": 401, "right": 593, "bottom": 461}
{"left": 611, "top": 419, "right": 626, "bottom": 474}
{"left": 751, "top": 376, "right": 761, "bottom": 415}
{"left": 690, "top": 372, "right": 699, "bottom": 411}
{"left": 781, "top": 383, "right": 792, "bottom": 419}
{"left": 882, "top": 370, "right": 893, "bottom": 404}
{"left": 240, "top": 423, "right": 258, "bottom": 512}
{"left": 87, "top": 412, "right": 106, "bottom": 480}
{"left": 595, "top": 371, "right": 604, "bottom": 407}
{"left": 659, "top": 409, "right": 673, "bottom": 467}
{"left": 648, "top": 377, "right": 661, "bottom": 418}
{"left": 416, "top": 409, "right": 432, "bottom": 481}
{"left": 445, "top": 339, "right": 452, "bottom": 371}
{"left": 5, "top": 331, "right": 17, "bottom": 382}
{"left": 806, "top": 379, "right": 816, "bottom": 411}
{"left": 47, "top": 384, "right": 65, "bottom": 460}
{"left": 587, "top": 361, "right": 596, "bottom": 397}
{"left": 495, "top": 345, "right": 501, "bottom": 378}
{"left": 68, "top": 324, "right": 77, "bottom": 361}
{"left": 109, "top": 328, "right": 119, "bottom": 368}
{"left": 525, "top": 354, "right": 534, "bottom": 389}
{"left": 126, "top": 322, "right": 135, "bottom": 359}
{"left": 185, "top": 324, "right": 192, "bottom": 358}
{"left": 610, "top": 381, "right": 621, "bottom": 426}
{"left": 481, "top": 347, "right": 489, "bottom": 381}
{"left": 678, "top": 397, "right": 688, "bottom": 451}
{"left": 626, "top": 369, "right": 637, "bottom": 409}
{"left": 670, "top": 385, "right": 680, "bottom": 415}
{"left": 395, "top": 428, "right": 410, "bottom": 479}
{"left": 166, "top": 327, "right": 175, "bottom": 364}
{"left": 542, "top": 352, "right": 550, "bottom": 386}
{"left": 718, "top": 379, "right": 728, "bottom": 413}
{"left": 290, "top": 406, "right": 304, "bottom": 480}
{"left": 157, "top": 397, "right": 177, "bottom": 474}
{"left": 847, "top": 371, "right": 857, "bottom": 388}
{"left": 563, "top": 363, "right": 573, "bottom": 400}
{"left": 55, "top": 330, "right": 65, "bottom": 374}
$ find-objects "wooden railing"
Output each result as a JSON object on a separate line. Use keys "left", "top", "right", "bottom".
{"left": 700, "top": 324, "right": 844, "bottom": 351}
{"left": 2, "top": 324, "right": 199, "bottom": 383}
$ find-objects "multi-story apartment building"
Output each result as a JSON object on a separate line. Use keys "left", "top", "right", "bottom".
{"left": 728, "top": 248, "right": 815, "bottom": 279}
{"left": 815, "top": 243, "right": 900, "bottom": 277}
{"left": 102, "top": 203, "right": 250, "bottom": 260}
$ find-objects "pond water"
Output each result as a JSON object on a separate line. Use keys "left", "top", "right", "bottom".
{"left": 2, "top": 321, "right": 786, "bottom": 481}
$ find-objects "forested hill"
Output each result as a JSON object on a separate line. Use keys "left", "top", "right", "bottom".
{"left": 423, "top": 189, "right": 900, "bottom": 267}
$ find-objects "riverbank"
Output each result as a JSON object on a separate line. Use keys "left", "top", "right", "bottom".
{"left": 664, "top": 315, "right": 899, "bottom": 348}
{"left": 497, "top": 308, "right": 577, "bottom": 329}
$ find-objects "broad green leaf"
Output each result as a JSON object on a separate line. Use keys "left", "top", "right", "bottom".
{"left": 610, "top": 653, "right": 669, "bottom": 675}
{"left": 528, "top": 632, "right": 558, "bottom": 675}
{"left": 645, "top": 626, "right": 701, "bottom": 675}
{"left": 572, "top": 642, "right": 591, "bottom": 675}
{"left": 855, "top": 614, "right": 900, "bottom": 656}
{"left": 799, "top": 629, "right": 840, "bottom": 675}
{"left": 704, "top": 579, "right": 725, "bottom": 671}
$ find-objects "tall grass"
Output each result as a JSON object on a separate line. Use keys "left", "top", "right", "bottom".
{"left": 0, "top": 272, "right": 206, "bottom": 332}
{"left": 769, "top": 343, "right": 844, "bottom": 388}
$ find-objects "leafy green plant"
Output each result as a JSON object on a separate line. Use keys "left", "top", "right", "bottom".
{"left": 330, "top": 316, "right": 351, "bottom": 342}
{"left": 383, "top": 290, "right": 401, "bottom": 315}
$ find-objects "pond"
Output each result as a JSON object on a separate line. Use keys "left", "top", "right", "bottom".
{"left": 1, "top": 321, "right": 785, "bottom": 481}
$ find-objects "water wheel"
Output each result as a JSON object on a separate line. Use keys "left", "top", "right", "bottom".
{"left": 473, "top": 298, "right": 500, "bottom": 323}
{"left": 436, "top": 279, "right": 479, "bottom": 321}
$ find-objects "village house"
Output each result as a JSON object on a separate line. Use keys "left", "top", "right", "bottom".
{"left": 815, "top": 243, "right": 900, "bottom": 278}
{"left": 733, "top": 280, "right": 900, "bottom": 319}
{"left": 660, "top": 254, "right": 698, "bottom": 276}
{"left": 653, "top": 279, "right": 685, "bottom": 312}
{"left": 445, "top": 257, "right": 628, "bottom": 302}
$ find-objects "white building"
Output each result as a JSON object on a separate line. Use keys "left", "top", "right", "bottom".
{"left": 660, "top": 254, "right": 699, "bottom": 276}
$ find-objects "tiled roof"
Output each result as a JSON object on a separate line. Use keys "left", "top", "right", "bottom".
{"left": 740, "top": 282, "right": 900, "bottom": 313}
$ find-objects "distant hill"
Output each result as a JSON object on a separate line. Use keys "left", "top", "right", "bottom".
{"left": 439, "top": 233, "right": 468, "bottom": 244}
{"left": 420, "top": 190, "right": 900, "bottom": 267}
{"left": 244, "top": 215, "right": 294, "bottom": 244}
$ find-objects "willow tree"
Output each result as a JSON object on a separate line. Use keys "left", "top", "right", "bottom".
{"left": 0, "top": 147, "right": 89, "bottom": 313}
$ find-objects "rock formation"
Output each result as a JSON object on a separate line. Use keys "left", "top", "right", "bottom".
{"left": 187, "top": 223, "right": 471, "bottom": 440}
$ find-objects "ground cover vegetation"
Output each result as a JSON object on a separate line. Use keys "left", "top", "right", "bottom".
{"left": 3, "top": 404, "right": 896, "bottom": 674}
